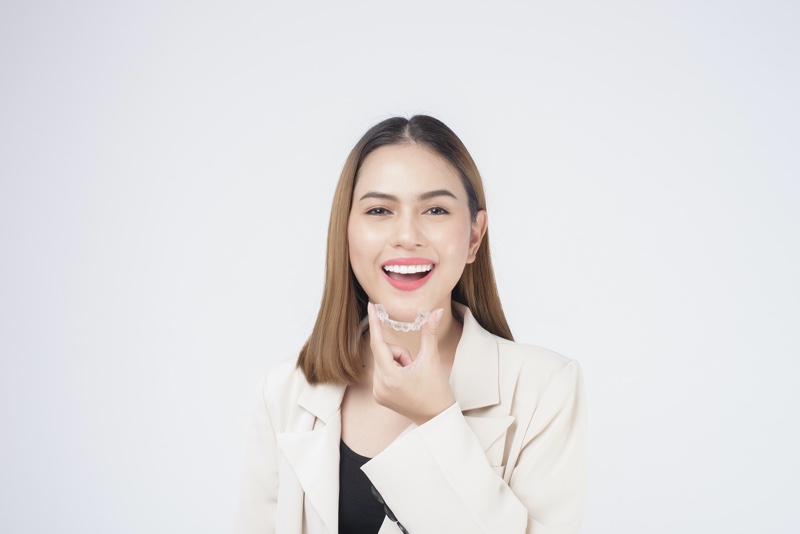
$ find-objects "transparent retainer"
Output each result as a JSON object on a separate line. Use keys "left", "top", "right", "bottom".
{"left": 374, "top": 304, "right": 430, "bottom": 332}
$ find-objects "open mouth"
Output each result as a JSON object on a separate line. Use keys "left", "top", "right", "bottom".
{"left": 380, "top": 262, "right": 435, "bottom": 291}
{"left": 382, "top": 263, "right": 434, "bottom": 282}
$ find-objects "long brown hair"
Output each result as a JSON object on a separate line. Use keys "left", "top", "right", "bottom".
{"left": 297, "top": 115, "right": 513, "bottom": 385}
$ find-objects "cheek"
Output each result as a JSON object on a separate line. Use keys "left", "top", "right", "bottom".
{"left": 443, "top": 240, "right": 471, "bottom": 268}
{"left": 347, "top": 218, "right": 380, "bottom": 274}
{"left": 434, "top": 221, "right": 473, "bottom": 257}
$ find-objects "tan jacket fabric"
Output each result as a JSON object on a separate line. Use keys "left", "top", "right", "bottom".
{"left": 234, "top": 303, "right": 587, "bottom": 533}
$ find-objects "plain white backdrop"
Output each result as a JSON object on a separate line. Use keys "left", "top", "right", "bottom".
{"left": 1, "top": 1, "right": 798, "bottom": 532}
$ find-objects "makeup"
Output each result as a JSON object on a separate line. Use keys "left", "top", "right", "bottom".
{"left": 375, "top": 304, "right": 430, "bottom": 332}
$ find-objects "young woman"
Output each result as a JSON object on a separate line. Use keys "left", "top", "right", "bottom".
{"left": 235, "top": 116, "right": 587, "bottom": 534}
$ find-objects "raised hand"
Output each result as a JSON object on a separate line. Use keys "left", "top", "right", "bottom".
{"left": 367, "top": 302, "right": 456, "bottom": 425}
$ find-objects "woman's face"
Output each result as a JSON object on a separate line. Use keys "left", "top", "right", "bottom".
{"left": 348, "top": 143, "right": 486, "bottom": 322}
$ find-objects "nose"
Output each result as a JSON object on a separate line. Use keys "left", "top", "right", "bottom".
{"left": 391, "top": 211, "right": 424, "bottom": 249}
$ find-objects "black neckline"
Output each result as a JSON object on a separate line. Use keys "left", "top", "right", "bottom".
{"left": 340, "top": 439, "right": 372, "bottom": 463}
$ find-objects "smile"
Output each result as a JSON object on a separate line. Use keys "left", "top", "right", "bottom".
{"left": 381, "top": 258, "right": 436, "bottom": 291}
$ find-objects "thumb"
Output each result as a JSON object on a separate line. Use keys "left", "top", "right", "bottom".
{"left": 419, "top": 308, "right": 444, "bottom": 359}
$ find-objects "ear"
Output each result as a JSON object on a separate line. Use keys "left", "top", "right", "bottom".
{"left": 466, "top": 210, "right": 488, "bottom": 264}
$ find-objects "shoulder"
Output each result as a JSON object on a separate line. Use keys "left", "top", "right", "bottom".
{"left": 496, "top": 337, "right": 577, "bottom": 383}
{"left": 261, "top": 357, "right": 307, "bottom": 395}
{"left": 255, "top": 357, "right": 348, "bottom": 432}
{"left": 494, "top": 337, "right": 584, "bottom": 416}
{"left": 254, "top": 358, "right": 309, "bottom": 421}
{"left": 459, "top": 303, "right": 582, "bottom": 400}
{"left": 491, "top": 334, "right": 584, "bottom": 410}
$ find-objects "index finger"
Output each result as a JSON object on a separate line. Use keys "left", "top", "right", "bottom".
{"left": 419, "top": 308, "right": 444, "bottom": 361}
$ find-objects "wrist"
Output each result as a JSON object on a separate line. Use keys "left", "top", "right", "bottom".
{"left": 411, "top": 397, "right": 456, "bottom": 426}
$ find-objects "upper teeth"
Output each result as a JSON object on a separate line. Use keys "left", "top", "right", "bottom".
{"left": 383, "top": 264, "right": 433, "bottom": 274}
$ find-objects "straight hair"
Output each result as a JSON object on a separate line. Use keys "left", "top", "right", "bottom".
{"left": 297, "top": 115, "right": 513, "bottom": 385}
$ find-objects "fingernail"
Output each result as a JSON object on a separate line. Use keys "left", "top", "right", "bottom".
{"left": 435, "top": 309, "right": 444, "bottom": 323}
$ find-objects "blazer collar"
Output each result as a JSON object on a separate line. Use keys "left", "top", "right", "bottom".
{"left": 297, "top": 381, "right": 346, "bottom": 424}
{"left": 449, "top": 302, "right": 501, "bottom": 411}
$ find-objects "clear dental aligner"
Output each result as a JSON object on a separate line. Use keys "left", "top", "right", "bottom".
{"left": 374, "top": 304, "right": 430, "bottom": 332}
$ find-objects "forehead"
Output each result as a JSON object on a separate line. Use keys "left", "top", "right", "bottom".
{"left": 353, "top": 143, "right": 465, "bottom": 197}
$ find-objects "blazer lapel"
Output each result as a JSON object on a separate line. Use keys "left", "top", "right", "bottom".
{"left": 450, "top": 304, "right": 516, "bottom": 468}
{"left": 275, "top": 381, "right": 345, "bottom": 534}
{"left": 449, "top": 303, "right": 500, "bottom": 411}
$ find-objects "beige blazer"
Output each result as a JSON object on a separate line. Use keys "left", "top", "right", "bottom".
{"left": 234, "top": 303, "right": 587, "bottom": 533}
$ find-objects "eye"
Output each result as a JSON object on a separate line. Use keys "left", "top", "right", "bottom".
{"left": 425, "top": 206, "right": 450, "bottom": 215}
{"left": 366, "top": 207, "right": 391, "bottom": 216}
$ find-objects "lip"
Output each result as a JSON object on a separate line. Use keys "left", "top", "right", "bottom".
{"left": 381, "top": 257, "right": 436, "bottom": 291}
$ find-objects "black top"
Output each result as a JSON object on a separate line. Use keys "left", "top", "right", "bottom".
{"left": 338, "top": 439, "right": 386, "bottom": 533}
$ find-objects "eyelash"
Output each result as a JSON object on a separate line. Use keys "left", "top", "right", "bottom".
{"left": 366, "top": 207, "right": 391, "bottom": 216}
{"left": 426, "top": 206, "right": 449, "bottom": 215}
{"left": 365, "top": 207, "right": 450, "bottom": 216}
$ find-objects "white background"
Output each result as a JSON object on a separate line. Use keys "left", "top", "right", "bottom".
{"left": 1, "top": 1, "right": 798, "bottom": 532}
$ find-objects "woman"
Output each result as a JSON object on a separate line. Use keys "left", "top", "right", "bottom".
{"left": 235, "top": 116, "right": 587, "bottom": 533}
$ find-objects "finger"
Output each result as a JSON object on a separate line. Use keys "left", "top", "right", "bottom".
{"left": 385, "top": 342, "right": 414, "bottom": 367}
{"left": 419, "top": 308, "right": 444, "bottom": 361}
{"left": 388, "top": 345, "right": 413, "bottom": 367}
{"left": 367, "top": 303, "right": 395, "bottom": 369}
{"left": 367, "top": 302, "right": 386, "bottom": 346}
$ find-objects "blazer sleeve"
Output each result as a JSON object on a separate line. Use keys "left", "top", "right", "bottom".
{"left": 233, "top": 376, "right": 279, "bottom": 534}
{"left": 361, "top": 359, "right": 587, "bottom": 534}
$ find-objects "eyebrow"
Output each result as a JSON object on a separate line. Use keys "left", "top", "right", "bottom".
{"left": 358, "top": 189, "right": 458, "bottom": 202}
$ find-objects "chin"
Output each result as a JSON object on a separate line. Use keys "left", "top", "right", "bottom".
{"left": 379, "top": 300, "right": 432, "bottom": 323}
